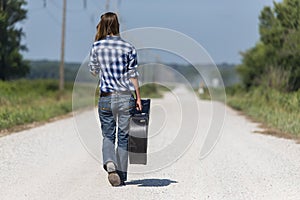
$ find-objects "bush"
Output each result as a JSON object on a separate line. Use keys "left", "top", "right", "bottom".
{"left": 227, "top": 86, "right": 300, "bottom": 136}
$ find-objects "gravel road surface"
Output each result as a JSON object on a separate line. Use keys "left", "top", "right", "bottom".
{"left": 0, "top": 88, "right": 299, "bottom": 200}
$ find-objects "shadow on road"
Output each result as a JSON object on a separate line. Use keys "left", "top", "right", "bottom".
{"left": 126, "top": 178, "right": 178, "bottom": 187}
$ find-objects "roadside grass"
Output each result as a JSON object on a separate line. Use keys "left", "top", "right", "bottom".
{"left": 0, "top": 80, "right": 166, "bottom": 133}
{"left": 226, "top": 86, "right": 300, "bottom": 138}
{"left": 0, "top": 79, "right": 74, "bottom": 131}
{"left": 195, "top": 85, "right": 299, "bottom": 138}
{"left": 140, "top": 83, "right": 172, "bottom": 98}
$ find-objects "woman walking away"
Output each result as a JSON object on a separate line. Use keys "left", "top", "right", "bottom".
{"left": 88, "top": 12, "right": 142, "bottom": 187}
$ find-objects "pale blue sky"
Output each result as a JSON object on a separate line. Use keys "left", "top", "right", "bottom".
{"left": 22, "top": 0, "right": 281, "bottom": 64}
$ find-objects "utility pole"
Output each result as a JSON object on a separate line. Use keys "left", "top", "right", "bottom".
{"left": 59, "top": 0, "right": 66, "bottom": 92}
{"left": 83, "top": 0, "right": 87, "bottom": 9}
{"left": 105, "top": 0, "right": 110, "bottom": 11}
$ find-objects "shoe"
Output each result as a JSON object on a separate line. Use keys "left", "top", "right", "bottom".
{"left": 118, "top": 181, "right": 126, "bottom": 187}
{"left": 106, "top": 162, "right": 121, "bottom": 186}
{"left": 120, "top": 181, "right": 126, "bottom": 186}
{"left": 106, "top": 162, "right": 116, "bottom": 173}
{"left": 115, "top": 181, "right": 126, "bottom": 187}
{"left": 108, "top": 172, "right": 121, "bottom": 186}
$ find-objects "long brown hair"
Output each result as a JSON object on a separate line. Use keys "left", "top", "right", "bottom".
{"left": 94, "top": 12, "right": 120, "bottom": 41}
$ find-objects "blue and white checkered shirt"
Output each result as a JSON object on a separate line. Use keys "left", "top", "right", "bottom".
{"left": 88, "top": 35, "right": 139, "bottom": 93}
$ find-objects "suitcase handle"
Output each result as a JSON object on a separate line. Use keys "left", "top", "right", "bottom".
{"left": 133, "top": 99, "right": 151, "bottom": 115}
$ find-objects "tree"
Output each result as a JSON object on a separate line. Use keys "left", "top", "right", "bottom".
{"left": 237, "top": 43, "right": 267, "bottom": 88}
{"left": 238, "top": 0, "right": 300, "bottom": 91}
{"left": 0, "top": 0, "right": 29, "bottom": 80}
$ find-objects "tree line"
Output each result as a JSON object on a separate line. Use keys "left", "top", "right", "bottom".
{"left": 238, "top": 0, "right": 300, "bottom": 92}
{"left": 2, "top": 0, "right": 299, "bottom": 92}
{"left": 0, "top": 0, "right": 29, "bottom": 80}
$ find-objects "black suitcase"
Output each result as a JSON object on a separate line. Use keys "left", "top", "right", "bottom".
{"left": 128, "top": 99, "right": 151, "bottom": 165}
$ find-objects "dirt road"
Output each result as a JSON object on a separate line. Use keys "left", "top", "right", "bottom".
{"left": 0, "top": 88, "right": 299, "bottom": 200}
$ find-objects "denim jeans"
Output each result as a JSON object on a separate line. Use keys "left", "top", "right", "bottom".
{"left": 98, "top": 93, "right": 135, "bottom": 181}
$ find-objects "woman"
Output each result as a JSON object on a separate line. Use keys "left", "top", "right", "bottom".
{"left": 88, "top": 12, "right": 142, "bottom": 187}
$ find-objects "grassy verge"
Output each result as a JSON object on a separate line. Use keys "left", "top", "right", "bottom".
{"left": 226, "top": 86, "right": 300, "bottom": 138}
{"left": 0, "top": 79, "right": 74, "bottom": 132}
{"left": 0, "top": 80, "right": 167, "bottom": 133}
{"left": 140, "top": 83, "right": 172, "bottom": 98}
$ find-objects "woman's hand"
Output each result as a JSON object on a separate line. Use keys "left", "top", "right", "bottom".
{"left": 136, "top": 98, "right": 142, "bottom": 111}
{"left": 130, "top": 77, "right": 142, "bottom": 111}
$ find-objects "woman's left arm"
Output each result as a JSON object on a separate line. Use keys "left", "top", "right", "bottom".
{"left": 88, "top": 46, "right": 100, "bottom": 76}
{"left": 130, "top": 77, "right": 142, "bottom": 111}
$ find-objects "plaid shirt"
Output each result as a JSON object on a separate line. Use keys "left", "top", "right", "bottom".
{"left": 88, "top": 35, "right": 139, "bottom": 93}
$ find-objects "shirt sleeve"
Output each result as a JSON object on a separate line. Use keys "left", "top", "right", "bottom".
{"left": 127, "top": 47, "right": 139, "bottom": 78}
{"left": 88, "top": 46, "right": 101, "bottom": 75}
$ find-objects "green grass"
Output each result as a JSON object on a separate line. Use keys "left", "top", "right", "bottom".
{"left": 226, "top": 86, "right": 300, "bottom": 137}
{"left": 0, "top": 80, "right": 167, "bottom": 132}
{"left": 0, "top": 79, "right": 75, "bottom": 130}
{"left": 140, "top": 83, "right": 172, "bottom": 99}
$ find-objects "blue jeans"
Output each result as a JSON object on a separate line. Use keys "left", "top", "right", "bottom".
{"left": 98, "top": 93, "right": 135, "bottom": 181}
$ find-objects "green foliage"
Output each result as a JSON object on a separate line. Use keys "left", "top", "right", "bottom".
{"left": 140, "top": 83, "right": 171, "bottom": 98}
{"left": 227, "top": 86, "right": 300, "bottom": 136}
{"left": 237, "top": 43, "right": 267, "bottom": 88}
{"left": 238, "top": 0, "right": 300, "bottom": 91}
{"left": 0, "top": 80, "right": 170, "bottom": 131}
{"left": 0, "top": 0, "right": 29, "bottom": 80}
{"left": 0, "top": 79, "right": 74, "bottom": 130}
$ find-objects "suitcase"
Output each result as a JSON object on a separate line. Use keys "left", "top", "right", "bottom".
{"left": 128, "top": 99, "right": 151, "bottom": 165}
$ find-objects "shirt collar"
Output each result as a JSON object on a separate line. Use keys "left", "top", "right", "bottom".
{"left": 105, "top": 35, "right": 121, "bottom": 40}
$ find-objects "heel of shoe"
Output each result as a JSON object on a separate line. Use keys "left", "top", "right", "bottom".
{"left": 108, "top": 172, "right": 121, "bottom": 186}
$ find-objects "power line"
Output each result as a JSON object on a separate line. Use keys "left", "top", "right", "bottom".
{"left": 46, "top": 0, "right": 87, "bottom": 12}
{"left": 44, "top": 7, "right": 61, "bottom": 27}
{"left": 42, "top": 1, "right": 94, "bottom": 32}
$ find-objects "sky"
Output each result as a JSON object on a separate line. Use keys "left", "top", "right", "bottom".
{"left": 22, "top": 0, "right": 281, "bottom": 64}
